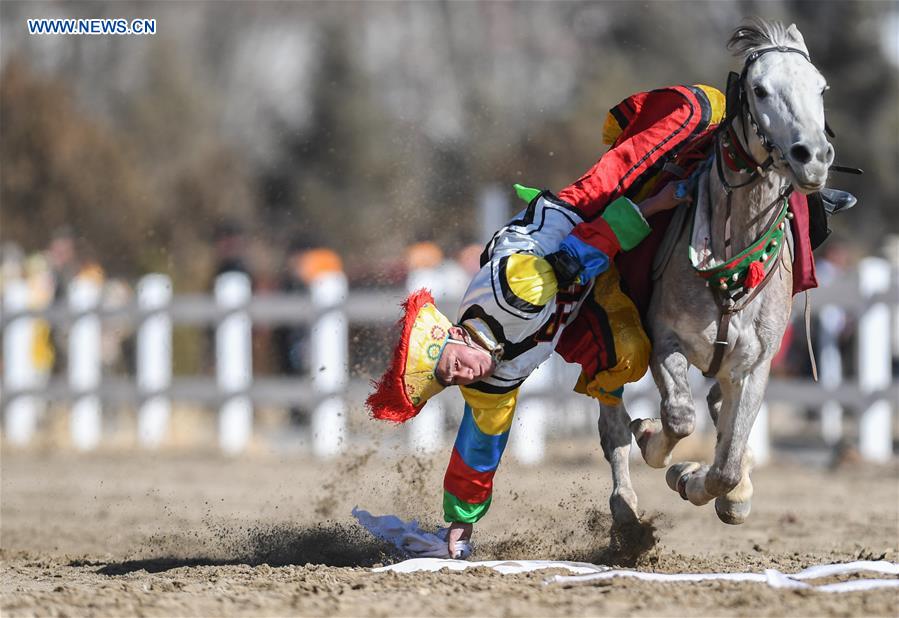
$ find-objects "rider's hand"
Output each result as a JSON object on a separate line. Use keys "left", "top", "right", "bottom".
{"left": 638, "top": 180, "right": 692, "bottom": 218}
{"left": 447, "top": 522, "right": 473, "bottom": 558}
{"left": 544, "top": 248, "right": 582, "bottom": 289}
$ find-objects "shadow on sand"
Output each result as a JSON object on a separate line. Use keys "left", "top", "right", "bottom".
{"left": 81, "top": 522, "right": 395, "bottom": 576}
{"left": 84, "top": 510, "right": 659, "bottom": 576}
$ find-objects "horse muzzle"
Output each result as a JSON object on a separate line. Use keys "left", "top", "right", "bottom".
{"left": 786, "top": 139, "right": 834, "bottom": 193}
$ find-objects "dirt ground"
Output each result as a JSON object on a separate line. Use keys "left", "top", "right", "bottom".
{"left": 2, "top": 441, "right": 897, "bottom": 617}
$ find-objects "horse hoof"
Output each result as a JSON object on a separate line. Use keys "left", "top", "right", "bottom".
{"left": 629, "top": 418, "right": 670, "bottom": 468}
{"left": 666, "top": 462, "right": 701, "bottom": 499}
{"left": 715, "top": 496, "right": 751, "bottom": 525}
{"left": 610, "top": 489, "right": 641, "bottom": 525}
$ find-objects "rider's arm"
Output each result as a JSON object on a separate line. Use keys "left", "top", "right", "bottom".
{"left": 443, "top": 386, "right": 520, "bottom": 523}
{"left": 547, "top": 196, "right": 650, "bottom": 286}
{"left": 557, "top": 87, "right": 705, "bottom": 260}
{"left": 548, "top": 184, "right": 690, "bottom": 286}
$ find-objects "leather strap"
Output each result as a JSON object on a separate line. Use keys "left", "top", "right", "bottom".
{"left": 705, "top": 311, "right": 733, "bottom": 378}
{"left": 724, "top": 191, "right": 733, "bottom": 260}
{"left": 804, "top": 291, "right": 818, "bottom": 382}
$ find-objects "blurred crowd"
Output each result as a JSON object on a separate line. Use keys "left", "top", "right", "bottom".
{"left": 1, "top": 227, "right": 129, "bottom": 378}
{"left": 4, "top": 220, "right": 899, "bottom": 451}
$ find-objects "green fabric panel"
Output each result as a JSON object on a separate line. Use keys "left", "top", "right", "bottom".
{"left": 602, "top": 197, "right": 651, "bottom": 251}
{"left": 443, "top": 491, "right": 492, "bottom": 524}
{"left": 513, "top": 183, "right": 542, "bottom": 205}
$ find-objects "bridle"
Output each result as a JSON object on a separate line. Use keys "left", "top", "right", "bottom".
{"left": 716, "top": 45, "right": 816, "bottom": 194}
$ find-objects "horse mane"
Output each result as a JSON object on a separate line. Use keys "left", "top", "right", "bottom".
{"left": 727, "top": 17, "right": 809, "bottom": 59}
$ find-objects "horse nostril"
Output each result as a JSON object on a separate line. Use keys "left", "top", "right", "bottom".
{"left": 790, "top": 144, "right": 812, "bottom": 164}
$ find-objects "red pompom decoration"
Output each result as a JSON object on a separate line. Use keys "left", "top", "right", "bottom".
{"left": 744, "top": 261, "right": 766, "bottom": 289}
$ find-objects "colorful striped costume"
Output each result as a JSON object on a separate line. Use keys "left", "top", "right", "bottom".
{"left": 365, "top": 85, "right": 731, "bottom": 525}
{"left": 443, "top": 85, "right": 728, "bottom": 524}
{"left": 443, "top": 191, "right": 650, "bottom": 522}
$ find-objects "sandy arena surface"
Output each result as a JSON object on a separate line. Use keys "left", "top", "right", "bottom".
{"left": 2, "top": 442, "right": 897, "bottom": 617}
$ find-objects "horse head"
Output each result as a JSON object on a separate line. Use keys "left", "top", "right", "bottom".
{"left": 727, "top": 18, "right": 834, "bottom": 193}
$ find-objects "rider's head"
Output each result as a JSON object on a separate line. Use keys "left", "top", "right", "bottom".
{"left": 366, "top": 290, "right": 495, "bottom": 423}
{"left": 434, "top": 326, "right": 496, "bottom": 387}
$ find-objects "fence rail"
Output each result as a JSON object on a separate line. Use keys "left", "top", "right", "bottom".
{"left": 2, "top": 258, "right": 897, "bottom": 462}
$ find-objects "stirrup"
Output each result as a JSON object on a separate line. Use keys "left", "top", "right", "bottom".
{"left": 820, "top": 188, "right": 857, "bottom": 215}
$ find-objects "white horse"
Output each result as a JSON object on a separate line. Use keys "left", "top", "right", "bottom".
{"left": 599, "top": 18, "right": 834, "bottom": 526}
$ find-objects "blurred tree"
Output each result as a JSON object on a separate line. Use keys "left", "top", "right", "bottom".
{"left": 0, "top": 58, "right": 151, "bottom": 276}
{"left": 258, "top": 18, "right": 438, "bottom": 268}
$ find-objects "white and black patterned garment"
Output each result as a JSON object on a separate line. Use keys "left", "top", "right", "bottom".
{"left": 457, "top": 192, "right": 594, "bottom": 395}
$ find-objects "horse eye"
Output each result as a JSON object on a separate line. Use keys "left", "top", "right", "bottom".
{"left": 753, "top": 85, "right": 768, "bottom": 99}
{"left": 821, "top": 85, "right": 830, "bottom": 95}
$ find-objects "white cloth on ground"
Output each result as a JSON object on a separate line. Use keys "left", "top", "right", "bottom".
{"left": 352, "top": 508, "right": 472, "bottom": 560}
{"left": 374, "top": 555, "right": 899, "bottom": 594}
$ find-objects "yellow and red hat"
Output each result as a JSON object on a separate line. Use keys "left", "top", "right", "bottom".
{"left": 366, "top": 289, "right": 452, "bottom": 422}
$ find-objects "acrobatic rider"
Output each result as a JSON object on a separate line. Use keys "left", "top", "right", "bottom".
{"left": 366, "top": 85, "right": 726, "bottom": 558}
{"left": 367, "top": 188, "right": 689, "bottom": 558}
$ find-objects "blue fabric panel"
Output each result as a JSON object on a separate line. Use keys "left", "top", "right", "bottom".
{"left": 560, "top": 234, "right": 611, "bottom": 284}
{"left": 453, "top": 404, "right": 510, "bottom": 473}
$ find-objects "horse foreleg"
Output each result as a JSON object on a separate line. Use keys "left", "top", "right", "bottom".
{"left": 665, "top": 367, "right": 768, "bottom": 524}
{"left": 704, "top": 365, "right": 770, "bottom": 524}
{"left": 598, "top": 402, "right": 640, "bottom": 524}
{"left": 632, "top": 331, "right": 695, "bottom": 468}
{"left": 706, "top": 382, "right": 722, "bottom": 425}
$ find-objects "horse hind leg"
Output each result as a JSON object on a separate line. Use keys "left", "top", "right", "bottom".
{"left": 632, "top": 334, "right": 696, "bottom": 468}
{"left": 598, "top": 402, "right": 640, "bottom": 524}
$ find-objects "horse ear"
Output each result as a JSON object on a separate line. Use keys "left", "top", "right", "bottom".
{"left": 786, "top": 23, "right": 809, "bottom": 54}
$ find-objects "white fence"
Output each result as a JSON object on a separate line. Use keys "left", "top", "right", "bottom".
{"left": 1, "top": 259, "right": 896, "bottom": 463}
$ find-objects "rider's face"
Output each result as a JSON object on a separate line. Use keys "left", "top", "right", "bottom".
{"left": 435, "top": 326, "right": 496, "bottom": 387}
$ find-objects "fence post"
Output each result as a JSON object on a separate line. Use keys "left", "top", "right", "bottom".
{"left": 818, "top": 305, "right": 845, "bottom": 445}
{"left": 405, "top": 248, "right": 447, "bottom": 454}
{"left": 215, "top": 272, "right": 253, "bottom": 455}
{"left": 408, "top": 390, "right": 444, "bottom": 453}
{"left": 310, "top": 271, "right": 348, "bottom": 457}
{"left": 857, "top": 258, "right": 893, "bottom": 462}
{"left": 69, "top": 277, "right": 102, "bottom": 450}
{"left": 2, "top": 280, "right": 41, "bottom": 445}
{"left": 748, "top": 402, "right": 770, "bottom": 466}
{"left": 514, "top": 357, "right": 551, "bottom": 465}
{"left": 137, "top": 274, "right": 172, "bottom": 448}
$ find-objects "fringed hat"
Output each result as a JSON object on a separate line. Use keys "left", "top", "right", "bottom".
{"left": 366, "top": 289, "right": 453, "bottom": 423}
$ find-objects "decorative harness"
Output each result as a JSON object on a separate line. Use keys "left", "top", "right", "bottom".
{"left": 699, "top": 45, "right": 812, "bottom": 378}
